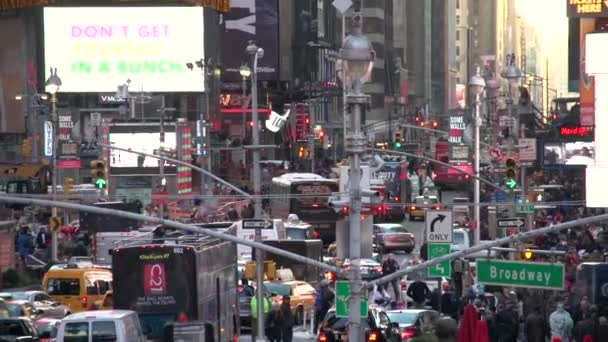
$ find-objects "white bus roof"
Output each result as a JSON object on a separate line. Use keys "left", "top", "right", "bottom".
{"left": 272, "top": 173, "right": 336, "bottom": 186}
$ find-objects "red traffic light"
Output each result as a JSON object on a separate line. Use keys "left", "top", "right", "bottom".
{"left": 305, "top": 117, "right": 310, "bottom": 125}
{"left": 432, "top": 121, "right": 439, "bottom": 128}
{"left": 318, "top": 130, "right": 325, "bottom": 138}
{"left": 248, "top": 121, "right": 254, "bottom": 127}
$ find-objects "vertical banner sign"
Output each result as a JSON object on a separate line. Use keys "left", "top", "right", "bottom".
{"left": 222, "top": 0, "right": 279, "bottom": 81}
{"left": 44, "top": 121, "right": 53, "bottom": 157}
{"left": 58, "top": 115, "right": 73, "bottom": 141}
{"left": 580, "top": 18, "right": 596, "bottom": 126}
{"left": 295, "top": 103, "right": 310, "bottom": 142}
{"left": 177, "top": 126, "right": 193, "bottom": 196}
{"left": 449, "top": 114, "right": 465, "bottom": 144}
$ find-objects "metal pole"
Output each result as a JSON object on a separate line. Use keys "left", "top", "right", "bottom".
{"left": 159, "top": 97, "right": 165, "bottom": 219}
{"left": 309, "top": 101, "right": 315, "bottom": 173}
{"left": 342, "top": 15, "right": 347, "bottom": 159}
{"left": 347, "top": 91, "right": 364, "bottom": 342}
{"left": 242, "top": 76, "right": 247, "bottom": 150}
{"left": 206, "top": 73, "right": 213, "bottom": 192}
{"left": 97, "top": 143, "right": 252, "bottom": 199}
{"left": 250, "top": 45, "right": 265, "bottom": 342}
{"left": 474, "top": 92, "right": 481, "bottom": 245}
{"left": 0, "top": 195, "right": 344, "bottom": 274}
{"left": 50, "top": 92, "right": 58, "bottom": 262}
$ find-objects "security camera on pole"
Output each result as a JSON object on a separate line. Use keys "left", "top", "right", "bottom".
{"left": 338, "top": 12, "right": 375, "bottom": 342}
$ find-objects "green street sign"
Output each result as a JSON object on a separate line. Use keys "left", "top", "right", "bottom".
{"left": 516, "top": 204, "right": 535, "bottom": 213}
{"left": 476, "top": 259, "right": 565, "bottom": 290}
{"left": 428, "top": 243, "right": 451, "bottom": 278}
{"left": 506, "top": 178, "right": 517, "bottom": 189}
{"left": 335, "top": 280, "right": 368, "bottom": 318}
{"left": 95, "top": 178, "right": 107, "bottom": 189}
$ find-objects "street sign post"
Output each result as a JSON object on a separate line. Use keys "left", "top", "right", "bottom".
{"left": 516, "top": 202, "right": 535, "bottom": 213}
{"left": 497, "top": 218, "right": 525, "bottom": 228}
{"left": 242, "top": 219, "right": 273, "bottom": 230}
{"left": 518, "top": 138, "right": 537, "bottom": 162}
{"left": 427, "top": 243, "right": 451, "bottom": 278}
{"left": 335, "top": 280, "right": 368, "bottom": 318}
{"left": 425, "top": 211, "right": 453, "bottom": 243}
{"left": 476, "top": 259, "right": 565, "bottom": 290}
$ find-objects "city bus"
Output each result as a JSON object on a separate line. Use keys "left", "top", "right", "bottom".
{"left": 270, "top": 173, "right": 338, "bottom": 245}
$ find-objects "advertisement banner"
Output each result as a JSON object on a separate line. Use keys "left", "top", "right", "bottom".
{"left": 580, "top": 18, "right": 595, "bottom": 126}
{"left": 222, "top": 0, "right": 278, "bottom": 82}
{"left": 449, "top": 114, "right": 465, "bottom": 144}
{"left": 43, "top": 7, "right": 205, "bottom": 92}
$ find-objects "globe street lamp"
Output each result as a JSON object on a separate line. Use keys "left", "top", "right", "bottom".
{"left": 45, "top": 67, "right": 62, "bottom": 262}
{"left": 339, "top": 12, "right": 374, "bottom": 342}
{"left": 469, "top": 65, "right": 485, "bottom": 246}
{"left": 501, "top": 53, "right": 522, "bottom": 138}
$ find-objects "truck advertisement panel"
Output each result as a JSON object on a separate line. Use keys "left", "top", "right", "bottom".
{"left": 112, "top": 245, "right": 197, "bottom": 317}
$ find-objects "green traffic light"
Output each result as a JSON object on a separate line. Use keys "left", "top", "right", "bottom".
{"left": 395, "top": 141, "right": 402, "bottom": 148}
{"left": 95, "top": 178, "right": 107, "bottom": 189}
{"left": 506, "top": 178, "right": 517, "bottom": 189}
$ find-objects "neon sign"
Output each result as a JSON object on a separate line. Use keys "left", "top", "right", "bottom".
{"left": 559, "top": 126, "right": 594, "bottom": 137}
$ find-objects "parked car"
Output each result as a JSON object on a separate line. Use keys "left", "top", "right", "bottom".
{"left": 0, "top": 318, "right": 38, "bottom": 341}
{"left": 408, "top": 196, "right": 442, "bottom": 221}
{"left": 342, "top": 258, "right": 384, "bottom": 281}
{"left": 386, "top": 309, "right": 440, "bottom": 341}
{"left": 318, "top": 306, "right": 401, "bottom": 342}
{"left": 56, "top": 310, "right": 146, "bottom": 342}
{"left": 34, "top": 318, "right": 60, "bottom": 342}
{"left": 265, "top": 280, "right": 316, "bottom": 323}
{"left": 2, "top": 291, "right": 70, "bottom": 319}
{"left": 373, "top": 223, "right": 416, "bottom": 254}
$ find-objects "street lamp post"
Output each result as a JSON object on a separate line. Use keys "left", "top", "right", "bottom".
{"left": 239, "top": 65, "right": 251, "bottom": 148}
{"left": 501, "top": 54, "right": 522, "bottom": 140}
{"left": 339, "top": 13, "right": 374, "bottom": 342}
{"left": 246, "top": 41, "right": 265, "bottom": 342}
{"left": 45, "top": 68, "right": 62, "bottom": 262}
{"left": 469, "top": 66, "right": 485, "bottom": 246}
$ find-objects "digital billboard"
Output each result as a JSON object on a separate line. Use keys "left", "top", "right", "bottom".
{"left": 43, "top": 7, "right": 205, "bottom": 92}
{"left": 543, "top": 141, "right": 595, "bottom": 165}
{"left": 109, "top": 132, "right": 176, "bottom": 167}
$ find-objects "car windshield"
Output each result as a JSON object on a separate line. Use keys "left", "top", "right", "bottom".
{"left": 36, "top": 323, "right": 58, "bottom": 338}
{"left": 286, "top": 228, "right": 307, "bottom": 240}
{"left": 8, "top": 293, "right": 28, "bottom": 301}
{"left": 6, "top": 304, "right": 24, "bottom": 317}
{"left": 0, "top": 320, "right": 26, "bottom": 336}
{"left": 379, "top": 225, "right": 408, "bottom": 233}
{"left": 415, "top": 198, "right": 438, "bottom": 205}
{"left": 265, "top": 283, "right": 291, "bottom": 297}
{"left": 387, "top": 311, "right": 419, "bottom": 325}
{"left": 46, "top": 278, "right": 80, "bottom": 296}
{"left": 453, "top": 232, "right": 465, "bottom": 245}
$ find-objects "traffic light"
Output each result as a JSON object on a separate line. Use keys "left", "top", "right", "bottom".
{"left": 505, "top": 158, "right": 517, "bottom": 189}
{"left": 318, "top": 130, "right": 325, "bottom": 139}
{"left": 394, "top": 133, "right": 402, "bottom": 149}
{"left": 63, "top": 177, "right": 74, "bottom": 194}
{"left": 21, "top": 138, "right": 32, "bottom": 157}
{"left": 431, "top": 121, "right": 439, "bottom": 128}
{"left": 523, "top": 249, "right": 534, "bottom": 260}
{"left": 90, "top": 160, "right": 107, "bottom": 189}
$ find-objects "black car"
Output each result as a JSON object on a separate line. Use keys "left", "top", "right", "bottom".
{"left": 386, "top": 309, "right": 440, "bottom": 340}
{"left": 318, "top": 306, "right": 401, "bottom": 342}
{"left": 0, "top": 318, "right": 38, "bottom": 341}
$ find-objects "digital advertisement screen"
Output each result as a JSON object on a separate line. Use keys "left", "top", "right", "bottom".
{"left": 543, "top": 141, "right": 595, "bottom": 165}
{"left": 109, "top": 133, "right": 176, "bottom": 167}
{"left": 43, "top": 7, "right": 205, "bottom": 92}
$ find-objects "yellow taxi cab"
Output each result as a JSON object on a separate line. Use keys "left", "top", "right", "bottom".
{"left": 41, "top": 264, "right": 112, "bottom": 313}
{"left": 264, "top": 280, "right": 316, "bottom": 324}
{"left": 409, "top": 195, "right": 442, "bottom": 221}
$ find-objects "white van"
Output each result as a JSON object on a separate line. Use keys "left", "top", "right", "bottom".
{"left": 236, "top": 219, "right": 287, "bottom": 258}
{"left": 56, "top": 310, "right": 146, "bottom": 342}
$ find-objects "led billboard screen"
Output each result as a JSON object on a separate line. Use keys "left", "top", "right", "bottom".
{"left": 109, "top": 132, "right": 176, "bottom": 168}
{"left": 43, "top": 7, "right": 205, "bottom": 92}
{"left": 543, "top": 141, "right": 595, "bottom": 165}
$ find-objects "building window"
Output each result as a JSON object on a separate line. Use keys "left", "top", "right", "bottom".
{"left": 456, "top": 0, "right": 460, "bottom": 9}
{"left": 456, "top": 31, "right": 460, "bottom": 41}
{"left": 456, "top": 46, "right": 460, "bottom": 56}
{"left": 456, "top": 15, "right": 460, "bottom": 25}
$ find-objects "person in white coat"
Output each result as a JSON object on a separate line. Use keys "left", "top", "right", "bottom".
{"left": 550, "top": 301, "right": 574, "bottom": 342}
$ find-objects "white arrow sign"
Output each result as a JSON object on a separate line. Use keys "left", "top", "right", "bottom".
{"left": 265, "top": 109, "right": 290, "bottom": 133}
